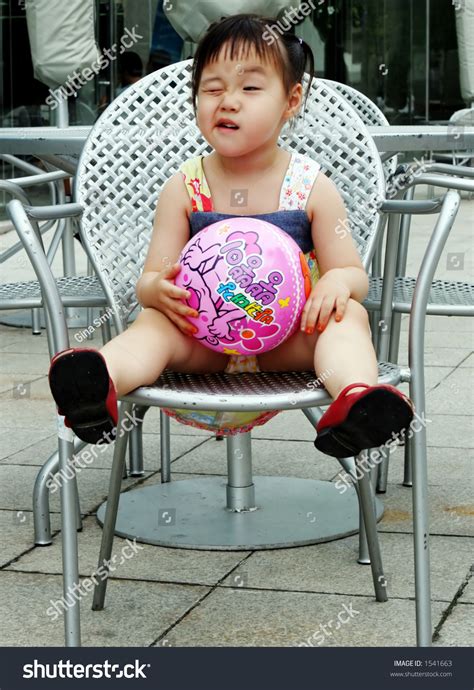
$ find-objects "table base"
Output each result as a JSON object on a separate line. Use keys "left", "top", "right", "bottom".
{"left": 96, "top": 476, "right": 384, "bottom": 550}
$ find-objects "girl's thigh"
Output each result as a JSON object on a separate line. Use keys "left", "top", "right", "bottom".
{"left": 257, "top": 328, "right": 319, "bottom": 372}
{"left": 169, "top": 337, "right": 230, "bottom": 374}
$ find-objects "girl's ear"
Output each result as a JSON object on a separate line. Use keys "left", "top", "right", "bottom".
{"left": 285, "top": 84, "right": 303, "bottom": 122}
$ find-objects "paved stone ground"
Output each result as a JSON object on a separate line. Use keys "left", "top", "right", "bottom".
{"left": 0, "top": 193, "right": 472, "bottom": 647}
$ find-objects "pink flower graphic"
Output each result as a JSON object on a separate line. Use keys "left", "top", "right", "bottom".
{"left": 223, "top": 318, "right": 280, "bottom": 352}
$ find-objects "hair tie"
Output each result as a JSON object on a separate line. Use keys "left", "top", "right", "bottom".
{"left": 298, "top": 37, "right": 303, "bottom": 45}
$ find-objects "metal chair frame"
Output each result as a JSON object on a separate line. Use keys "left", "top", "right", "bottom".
{"left": 7, "top": 60, "right": 468, "bottom": 647}
{"left": 320, "top": 84, "right": 474, "bottom": 492}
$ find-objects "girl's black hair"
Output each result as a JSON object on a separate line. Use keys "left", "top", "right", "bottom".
{"left": 191, "top": 13, "right": 315, "bottom": 123}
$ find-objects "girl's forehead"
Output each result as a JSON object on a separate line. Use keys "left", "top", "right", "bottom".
{"left": 204, "top": 43, "right": 275, "bottom": 71}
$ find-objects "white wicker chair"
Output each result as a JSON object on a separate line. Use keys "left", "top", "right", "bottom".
{"left": 8, "top": 60, "right": 464, "bottom": 647}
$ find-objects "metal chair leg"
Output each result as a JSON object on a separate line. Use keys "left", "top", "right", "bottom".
{"left": 302, "top": 406, "right": 324, "bottom": 428}
{"left": 376, "top": 448, "right": 390, "bottom": 494}
{"left": 408, "top": 402, "right": 432, "bottom": 645}
{"left": 92, "top": 402, "right": 132, "bottom": 611}
{"left": 32, "top": 307, "right": 42, "bottom": 335}
{"left": 357, "top": 454, "right": 379, "bottom": 564}
{"left": 74, "top": 478, "right": 82, "bottom": 531}
{"left": 403, "top": 437, "right": 413, "bottom": 486}
{"left": 128, "top": 406, "right": 148, "bottom": 477}
{"left": 86, "top": 307, "right": 93, "bottom": 340}
{"left": 100, "top": 309, "right": 113, "bottom": 345}
{"left": 34, "top": 452, "right": 59, "bottom": 546}
{"left": 58, "top": 433, "right": 81, "bottom": 646}
{"left": 404, "top": 191, "right": 460, "bottom": 645}
{"left": 160, "top": 410, "right": 171, "bottom": 483}
{"left": 354, "top": 451, "right": 388, "bottom": 602}
{"left": 34, "top": 437, "right": 87, "bottom": 545}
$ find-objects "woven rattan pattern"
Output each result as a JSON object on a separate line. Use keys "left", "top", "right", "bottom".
{"left": 75, "top": 60, "right": 385, "bottom": 326}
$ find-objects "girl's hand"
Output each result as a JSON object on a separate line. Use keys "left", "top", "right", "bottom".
{"left": 152, "top": 263, "right": 199, "bottom": 336}
{"left": 300, "top": 270, "right": 351, "bottom": 334}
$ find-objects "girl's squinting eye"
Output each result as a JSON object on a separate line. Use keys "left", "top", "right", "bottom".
{"left": 243, "top": 86, "right": 261, "bottom": 91}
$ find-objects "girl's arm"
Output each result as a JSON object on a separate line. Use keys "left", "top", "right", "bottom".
{"left": 309, "top": 172, "right": 369, "bottom": 303}
{"left": 136, "top": 173, "right": 198, "bottom": 334}
{"left": 136, "top": 172, "right": 191, "bottom": 306}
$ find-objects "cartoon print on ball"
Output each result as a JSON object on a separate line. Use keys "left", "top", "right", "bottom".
{"left": 175, "top": 217, "right": 309, "bottom": 355}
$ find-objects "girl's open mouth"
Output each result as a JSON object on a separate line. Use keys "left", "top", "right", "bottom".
{"left": 216, "top": 119, "right": 240, "bottom": 132}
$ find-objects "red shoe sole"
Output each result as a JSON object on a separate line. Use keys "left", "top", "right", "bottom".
{"left": 315, "top": 387, "right": 414, "bottom": 458}
{"left": 49, "top": 350, "right": 117, "bottom": 445}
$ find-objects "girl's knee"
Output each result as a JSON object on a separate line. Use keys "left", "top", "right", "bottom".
{"left": 345, "top": 298, "right": 369, "bottom": 323}
{"left": 133, "top": 307, "right": 175, "bottom": 332}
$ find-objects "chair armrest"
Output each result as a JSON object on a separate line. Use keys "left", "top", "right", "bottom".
{"left": 23, "top": 203, "right": 83, "bottom": 221}
{"left": 409, "top": 173, "right": 474, "bottom": 193}
{"left": 421, "top": 162, "right": 474, "bottom": 179}
{"left": 6, "top": 199, "right": 83, "bottom": 354}
{"left": 409, "top": 190, "right": 461, "bottom": 394}
{"left": 0, "top": 180, "right": 32, "bottom": 206}
{"left": 380, "top": 198, "right": 444, "bottom": 214}
{"left": 386, "top": 164, "right": 474, "bottom": 199}
{"left": 6, "top": 170, "right": 69, "bottom": 187}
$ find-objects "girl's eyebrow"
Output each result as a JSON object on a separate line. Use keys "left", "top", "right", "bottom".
{"left": 242, "top": 66, "right": 267, "bottom": 75}
{"left": 200, "top": 76, "right": 223, "bottom": 86}
{"left": 201, "top": 65, "right": 268, "bottom": 85}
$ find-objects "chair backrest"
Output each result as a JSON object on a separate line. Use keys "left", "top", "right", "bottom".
{"left": 321, "top": 79, "right": 398, "bottom": 180}
{"left": 75, "top": 59, "right": 385, "bottom": 327}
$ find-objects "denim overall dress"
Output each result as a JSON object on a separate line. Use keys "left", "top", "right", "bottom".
{"left": 161, "top": 150, "right": 321, "bottom": 435}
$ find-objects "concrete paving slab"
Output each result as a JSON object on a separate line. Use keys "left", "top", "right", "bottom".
{"left": 151, "top": 587, "right": 446, "bottom": 647}
{"left": 0, "top": 464, "right": 152, "bottom": 516}
{"left": 0, "top": 509, "right": 61, "bottom": 568}
{"left": 0, "top": 427, "right": 54, "bottom": 460}
{"left": 433, "top": 602, "right": 474, "bottom": 647}
{"left": 458, "top": 578, "right": 474, "bottom": 604}
{"left": 1, "top": 430, "right": 207, "bottom": 472}
{"left": 376, "top": 444, "right": 473, "bottom": 486}
{"left": 8, "top": 515, "right": 251, "bottom": 586}
{"left": 424, "top": 366, "right": 474, "bottom": 415}
{"left": 0, "top": 570, "right": 208, "bottom": 647}
{"left": 378, "top": 482, "right": 474, "bottom": 536}
{"left": 218, "top": 533, "right": 473, "bottom": 602}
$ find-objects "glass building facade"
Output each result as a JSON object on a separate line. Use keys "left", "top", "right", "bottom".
{"left": 0, "top": 0, "right": 469, "bottom": 128}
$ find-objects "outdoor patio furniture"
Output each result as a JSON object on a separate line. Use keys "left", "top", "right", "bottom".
{"left": 7, "top": 59, "right": 464, "bottom": 648}
{"left": 321, "top": 83, "right": 474, "bottom": 493}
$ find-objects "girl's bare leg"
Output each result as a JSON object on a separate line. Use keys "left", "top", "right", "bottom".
{"left": 99, "top": 307, "right": 229, "bottom": 396}
{"left": 258, "top": 298, "right": 378, "bottom": 398}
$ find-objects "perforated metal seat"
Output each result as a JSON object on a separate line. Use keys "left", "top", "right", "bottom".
{"left": 0, "top": 275, "right": 106, "bottom": 309}
{"left": 124, "top": 362, "right": 402, "bottom": 411}
{"left": 366, "top": 276, "right": 474, "bottom": 316}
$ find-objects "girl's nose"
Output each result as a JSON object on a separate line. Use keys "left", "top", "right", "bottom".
{"left": 220, "top": 90, "right": 240, "bottom": 110}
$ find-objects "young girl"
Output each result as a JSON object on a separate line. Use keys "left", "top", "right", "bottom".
{"left": 49, "top": 14, "right": 414, "bottom": 458}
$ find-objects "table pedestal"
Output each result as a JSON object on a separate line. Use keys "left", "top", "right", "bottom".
{"left": 96, "top": 476, "right": 384, "bottom": 550}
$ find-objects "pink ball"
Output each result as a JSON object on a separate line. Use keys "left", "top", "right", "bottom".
{"left": 175, "top": 217, "right": 312, "bottom": 355}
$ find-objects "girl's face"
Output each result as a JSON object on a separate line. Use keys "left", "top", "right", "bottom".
{"left": 196, "top": 43, "right": 302, "bottom": 159}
